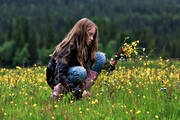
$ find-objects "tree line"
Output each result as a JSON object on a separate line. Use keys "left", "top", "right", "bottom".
{"left": 0, "top": 0, "right": 180, "bottom": 67}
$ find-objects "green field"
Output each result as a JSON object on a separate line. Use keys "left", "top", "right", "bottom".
{"left": 0, "top": 59, "right": 179, "bottom": 120}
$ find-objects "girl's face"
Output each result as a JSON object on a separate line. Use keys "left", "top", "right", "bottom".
{"left": 87, "top": 26, "right": 96, "bottom": 46}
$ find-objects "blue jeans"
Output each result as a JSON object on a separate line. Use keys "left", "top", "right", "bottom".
{"left": 67, "top": 52, "right": 106, "bottom": 87}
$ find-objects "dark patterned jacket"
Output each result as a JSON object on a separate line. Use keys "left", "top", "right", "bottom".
{"left": 46, "top": 44, "right": 88, "bottom": 89}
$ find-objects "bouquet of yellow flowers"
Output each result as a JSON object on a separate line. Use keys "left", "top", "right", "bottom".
{"left": 114, "top": 40, "right": 146, "bottom": 61}
{"left": 102, "top": 40, "right": 146, "bottom": 72}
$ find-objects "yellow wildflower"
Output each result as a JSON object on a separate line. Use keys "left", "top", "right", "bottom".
{"left": 155, "top": 115, "right": 159, "bottom": 119}
{"left": 33, "top": 104, "right": 37, "bottom": 107}
{"left": 142, "top": 48, "right": 145, "bottom": 51}
{"left": 54, "top": 105, "right": 59, "bottom": 108}
{"left": 136, "top": 110, "right": 141, "bottom": 114}
{"left": 16, "top": 66, "right": 21, "bottom": 69}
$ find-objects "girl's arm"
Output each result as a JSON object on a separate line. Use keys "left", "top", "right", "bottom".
{"left": 56, "top": 57, "right": 74, "bottom": 89}
{"left": 56, "top": 47, "right": 75, "bottom": 89}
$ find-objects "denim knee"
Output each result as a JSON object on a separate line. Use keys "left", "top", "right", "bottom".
{"left": 91, "top": 52, "right": 106, "bottom": 72}
{"left": 67, "top": 66, "right": 87, "bottom": 87}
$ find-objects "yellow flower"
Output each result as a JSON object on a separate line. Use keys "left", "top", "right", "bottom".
{"left": 54, "top": 105, "right": 59, "bottom": 108}
{"left": 146, "top": 111, "right": 150, "bottom": 114}
{"left": 136, "top": 110, "right": 141, "bottom": 114}
{"left": 132, "top": 42, "right": 137, "bottom": 46}
{"left": 29, "top": 113, "right": 32, "bottom": 116}
{"left": 16, "top": 66, "right": 21, "bottom": 69}
{"left": 91, "top": 101, "right": 95, "bottom": 104}
{"left": 52, "top": 116, "right": 55, "bottom": 119}
{"left": 95, "top": 99, "right": 98, "bottom": 103}
{"left": 142, "top": 48, "right": 145, "bottom": 51}
{"left": 33, "top": 104, "right": 37, "bottom": 107}
{"left": 134, "top": 51, "right": 138, "bottom": 55}
{"left": 155, "top": 115, "right": 159, "bottom": 119}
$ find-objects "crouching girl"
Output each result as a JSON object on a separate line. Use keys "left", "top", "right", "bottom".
{"left": 46, "top": 18, "right": 117, "bottom": 100}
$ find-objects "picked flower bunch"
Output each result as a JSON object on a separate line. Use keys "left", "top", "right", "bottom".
{"left": 114, "top": 40, "right": 145, "bottom": 61}
{"left": 102, "top": 40, "right": 146, "bottom": 72}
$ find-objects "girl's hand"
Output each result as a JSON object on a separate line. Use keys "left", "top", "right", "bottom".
{"left": 82, "top": 90, "right": 91, "bottom": 97}
{"left": 109, "top": 58, "right": 118, "bottom": 66}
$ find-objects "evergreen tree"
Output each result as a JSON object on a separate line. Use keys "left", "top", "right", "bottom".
{"left": 7, "top": 18, "right": 13, "bottom": 41}
{"left": 0, "top": 29, "right": 5, "bottom": 45}
{"left": 0, "top": 41, "right": 15, "bottom": 67}
{"left": 13, "top": 44, "right": 30, "bottom": 67}
{"left": 22, "top": 18, "right": 29, "bottom": 43}
{"left": 13, "top": 18, "right": 25, "bottom": 49}
{"left": 46, "top": 15, "right": 56, "bottom": 49}
{"left": 28, "top": 29, "right": 38, "bottom": 65}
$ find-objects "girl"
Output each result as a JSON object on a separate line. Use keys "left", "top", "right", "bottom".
{"left": 46, "top": 18, "right": 117, "bottom": 100}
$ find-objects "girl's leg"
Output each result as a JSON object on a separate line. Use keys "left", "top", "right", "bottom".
{"left": 84, "top": 52, "right": 106, "bottom": 91}
{"left": 91, "top": 52, "right": 106, "bottom": 73}
{"left": 50, "top": 83, "right": 67, "bottom": 101}
{"left": 67, "top": 66, "right": 87, "bottom": 87}
{"left": 67, "top": 66, "right": 87, "bottom": 98}
{"left": 51, "top": 66, "right": 87, "bottom": 100}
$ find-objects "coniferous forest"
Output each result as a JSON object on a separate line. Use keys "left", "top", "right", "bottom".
{"left": 0, "top": 0, "right": 180, "bottom": 67}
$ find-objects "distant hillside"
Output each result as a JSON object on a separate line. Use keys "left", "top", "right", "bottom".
{"left": 1, "top": 0, "right": 180, "bottom": 31}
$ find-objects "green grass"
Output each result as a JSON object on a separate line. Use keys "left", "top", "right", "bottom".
{"left": 0, "top": 59, "right": 179, "bottom": 120}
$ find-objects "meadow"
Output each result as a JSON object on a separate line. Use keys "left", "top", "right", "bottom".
{"left": 0, "top": 58, "right": 179, "bottom": 120}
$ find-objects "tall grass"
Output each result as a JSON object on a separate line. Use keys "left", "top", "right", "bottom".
{"left": 0, "top": 59, "right": 179, "bottom": 120}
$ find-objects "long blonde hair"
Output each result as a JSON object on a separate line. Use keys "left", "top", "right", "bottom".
{"left": 51, "top": 18, "right": 98, "bottom": 74}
